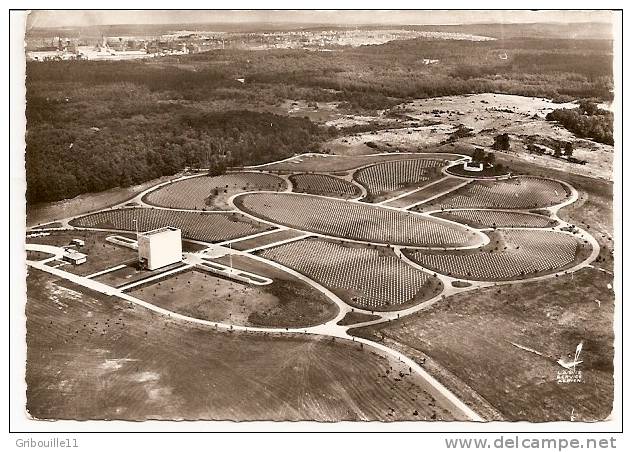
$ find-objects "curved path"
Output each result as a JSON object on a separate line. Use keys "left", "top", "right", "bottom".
{"left": 25, "top": 152, "right": 600, "bottom": 422}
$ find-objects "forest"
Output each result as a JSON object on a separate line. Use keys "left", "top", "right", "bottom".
{"left": 26, "top": 34, "right": 614, "bottom": 203}
{"left": 26, "top": 109, "right": 332, "bottom": 203}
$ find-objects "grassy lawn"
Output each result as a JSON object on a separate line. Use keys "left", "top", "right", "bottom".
{"left": 26, "top": 268, "right": 461, "bottom": 421}
{"left": 130, "top": 258, "right": 339, "bottom": 328}
{"left": 352, "top": 267, "right": 614, "bottom": 421}
{"left": 337, "top": 312, "right": 381, "bottom": 326}
{"left": 26, "top": 250, "right": 55, "bottom": 261}
{"left": 95, "top": 262, "right": 185, "bottom": 288}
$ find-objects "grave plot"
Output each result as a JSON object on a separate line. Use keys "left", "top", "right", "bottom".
{"left": 258, "top": 238, "right": 443, "bottom": 311}
{"left": 71, "top": 208, "right": 272, "bottom": 243}
{"left": 420, "top": 177, "right": 570, "bottom": 210}
{"left": 383, "top": 177, "right": 467, "bottom": 209}
{"left": 235, "top": 192, "right": 481, "bottom": 248}
{"left": 144, "top": 172, "right": 286, "bottom": 210}
{"left": 432, "top": 210, "right": 557, "bottom": 229}
{"left": 354, "top": 159, "right": 443, "bottom": 200}
{"left": 259, "top": 152, "right": 460, "bottom": 172}
{"left": 289, "top": 174, "right": 359, "bottom": 198}
{"left": 405, "top": 229, "right": 586, "bottom": 281}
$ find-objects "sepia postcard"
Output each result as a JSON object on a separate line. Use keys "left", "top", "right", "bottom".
{"left": 9, "top": 6, "right": 623, "bottom": 444}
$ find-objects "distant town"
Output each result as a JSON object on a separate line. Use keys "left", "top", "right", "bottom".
{"left": 26, "top": 28, "right": 494, "bottom": 61}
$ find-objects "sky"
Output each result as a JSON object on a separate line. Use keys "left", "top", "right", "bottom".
{"left": 27, "top": 10, "right": 615, "bottom": 29}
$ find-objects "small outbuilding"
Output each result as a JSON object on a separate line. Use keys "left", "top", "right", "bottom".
{"left": 463, "top": 162, "right": 484, "bottom": 172}
{"left": 63, "top": 250, "right": 87, "bottom": 265}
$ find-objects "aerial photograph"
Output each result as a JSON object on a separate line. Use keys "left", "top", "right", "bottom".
{"left": 14, "top": 9, "right": 619, "bottom": 429}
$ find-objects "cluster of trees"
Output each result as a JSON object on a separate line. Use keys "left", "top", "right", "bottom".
{"left": 527, "top": 142, "right": 571, "bottom": 157}
{"left": 492, "top": 133, "right": 511, "bottom": 151}
{"left": 471, "top": 148, "right": 496, "bottom": 166}
{"left": 546, "top": 102, "right": 614, "bottom": 145}
{"left": 526, "top": 138, "right": 586, "bottom": 164}
{"left": 444, "top": 124, "right": 474, "bottom": 143}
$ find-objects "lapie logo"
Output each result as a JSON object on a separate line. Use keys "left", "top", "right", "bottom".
{"left": 556, "top": 342, "right": 584, "bottom": 384}
{"left": 558, "top": 341, "right": 583, "bottom": 370}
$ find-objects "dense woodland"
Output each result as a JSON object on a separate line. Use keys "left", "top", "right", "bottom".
{"left": 26, "top": 34, "right": 614, "bottom": 203}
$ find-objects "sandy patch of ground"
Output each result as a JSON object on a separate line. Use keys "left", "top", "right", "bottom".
{"left": 325, "top": 94, "right": 612, "bottom": 180}
{"left": 323, "top": 124, "right": 456, "bottom": 155}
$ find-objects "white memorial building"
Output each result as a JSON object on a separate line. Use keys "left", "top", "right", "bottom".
{"left": 137, "top": 227, "right": 182, "bottom": 270}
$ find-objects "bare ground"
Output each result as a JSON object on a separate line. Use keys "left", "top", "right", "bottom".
{"left": 26, "top": 268, "right": 460, "bottom": 421}
{"left": 352, "top": 267, "right": 614, "bottom": 422}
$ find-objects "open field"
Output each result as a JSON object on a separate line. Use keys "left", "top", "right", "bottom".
{"left": 354, "top": 158, "right": 444, "bottom": 202}
{"left": 26, "top": 268, "right": 460, "bottom": 421}
{"left": 289, "top": 173, "right": 359, "bottom": 198}
{"left": 259, "top": 238, "right": 443, "bottom": 311}
{"left": 352, "top": 267, "right": 614, "bottom": 421}
{"left": 236, "top": 192, "right": 480, "bottom": 247}
{"left": 323, "top": 124, "right": 456, "bottom": 154}
{"left": 144, "top": 172, "right": 286, "bottom": 210}
{"left": 558, "top": 179, "right": 614, "bottom": 272}
{"left": 258, "top": 152, "right": 461, "bottom": 173}
{"left": 323, "top": 94, "right": 612, "bottom": 182}
{"left": 71, "top": 207, "right": 273, "bottom": 243}
{"left": 26, "top": 230, "right": 138, "bottom": 277}
{"left": 129, "top": 268, "right": 338, "bottom": 328}
{"left": 432, "top": 210, "right": 557, "bottom": 229}
{"left": 417, "top": 176, "right": 570, "bottom": 211}
{"left": 322, "top": 95, "right": 580, "bottom": 155}
{"left": 405, "top": 229, "right": 589, "bottom": 281}
{"left": 397, "top": 94, "right": 612, "bottom": 180}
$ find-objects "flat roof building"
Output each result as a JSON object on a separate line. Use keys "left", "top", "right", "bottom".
{"left": 63, "top": 250, "right": 87, "bottom": 265}
{"left": 137, "top": 227, "right": 182, "bottom": 270}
